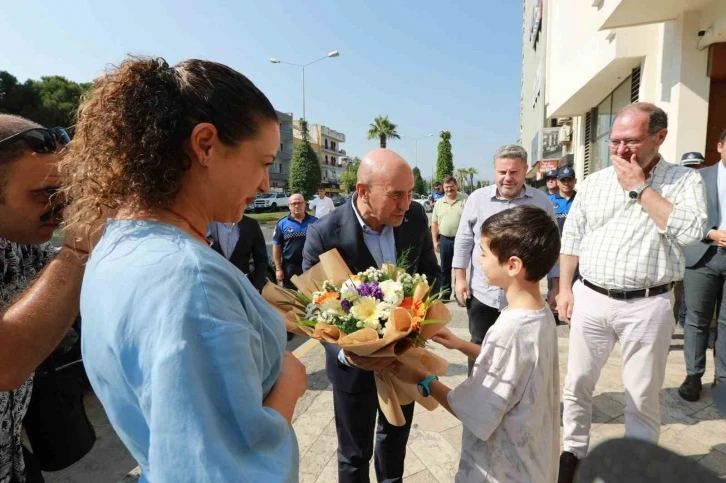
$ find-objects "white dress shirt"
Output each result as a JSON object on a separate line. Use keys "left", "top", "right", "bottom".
{"left": 313, "top": 196, "right": 335, "bottom": 218}
{"left": 561, "top": 157, "right": 707, "bottom": 290}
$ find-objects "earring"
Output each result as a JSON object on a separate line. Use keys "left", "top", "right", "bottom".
{"left": 200, "top": 158, "right": 207, "bottom": 166}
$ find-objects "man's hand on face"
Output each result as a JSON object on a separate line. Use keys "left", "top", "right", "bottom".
{"left": 612, "top": 153, "right": 646, "bottom": 191}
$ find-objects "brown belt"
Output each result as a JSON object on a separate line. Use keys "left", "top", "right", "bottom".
{"left": 581, "top": 278, "right": 674, "bottom": 300}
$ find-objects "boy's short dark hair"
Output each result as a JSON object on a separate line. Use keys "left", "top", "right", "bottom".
{"left": 480, "top": 205, "right": 560, "bottom": 282}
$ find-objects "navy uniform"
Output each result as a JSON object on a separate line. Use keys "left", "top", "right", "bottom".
{"left": 272, "top": 213, "right": 318, "bottom": 287}
{"left": 549, "top": 166, "right": 577, "bottom": 234}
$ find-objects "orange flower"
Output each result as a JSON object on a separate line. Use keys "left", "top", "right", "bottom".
{"left": 313, "top": 291, "right": 340, "bottom": 306}
{"left": 400, "top": 297, "right": 426, "bottom": 329}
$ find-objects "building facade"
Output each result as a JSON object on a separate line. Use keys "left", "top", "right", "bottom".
{"left": 293, "top": 122, "right": 348, "bottom": 191}
{"left": 522, "top": 0, "right": 726, "bottom": 181}
{"left": 270, "top": 111, "right": 294, "bottom": 192}
{"left": 520, "top": 0, "right": 575, "bottom": 186}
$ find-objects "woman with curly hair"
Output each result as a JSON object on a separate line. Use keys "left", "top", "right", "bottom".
{"left": 59, "top": 57, "right": 306, "bottom": 482}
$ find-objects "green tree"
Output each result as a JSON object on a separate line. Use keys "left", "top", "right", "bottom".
{"left": 412, "top": 167, "right": 427, "bottom": 195}
{"left": 464, "top": 167, "right": 478, "bottom": 192}
{"left": 340, "top": 156, "right": 361, "bottom": 193}
{"left": 0, "top": 72, "right": 91, "bottom": 128}
{"left": 454, "top": 168, "right": 469, "bottom": 189}
{"left": 289, "top": 120, "right": 322, "bottom": 199}
{"left": 435, "top": 131, "right": 454, "bottom": 182}
{"left": 367, "top": 115, "right": 400, "bottom": 148}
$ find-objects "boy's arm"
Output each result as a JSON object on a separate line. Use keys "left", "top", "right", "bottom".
{"left": 457, "top": 341, "right": 483, "bottom": 361}
{"left": 432, "top": 327, "right": 481, "bottom": 360}
{"left": 430, "top": 380, "right": 454, "bottom": 415}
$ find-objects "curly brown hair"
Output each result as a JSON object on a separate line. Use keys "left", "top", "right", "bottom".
{"left": 59, "top": 56, "right": 277, "bottom": 240}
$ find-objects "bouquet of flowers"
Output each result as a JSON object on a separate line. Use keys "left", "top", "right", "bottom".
{"left": 262, "top": 249, "right": 451, "bottom": 426}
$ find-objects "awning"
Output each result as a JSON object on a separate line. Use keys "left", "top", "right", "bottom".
{"left": 597, "top": 0, "right": 710, "bottom": 31}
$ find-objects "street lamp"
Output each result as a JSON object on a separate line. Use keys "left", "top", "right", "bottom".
{"left": 402, "top": 133, "right": 434, "bottom": 167}
{"left": 269, "top": 51, "right": 340, "bottom": 120}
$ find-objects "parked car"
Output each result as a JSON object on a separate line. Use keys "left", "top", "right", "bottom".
{"left": 413, "top": 194, "right": 433, "bottom": 213}
{"left": 332, "top": 195, "right": 348, "bottom": 207}
{"left": 254, "top": 193, "right": 289, "bottom": 212}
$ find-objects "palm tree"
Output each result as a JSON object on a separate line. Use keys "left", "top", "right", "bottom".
{"left": 467, "top": 167, "right": 478, "bottom": 192}
{"left": 367, "top": 115, "right": 401, "bottom": 148}
{"left": 454, "top": 168, "right": 468, "bottom": 188}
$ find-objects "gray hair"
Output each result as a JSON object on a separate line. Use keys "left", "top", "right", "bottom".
{"left": 493, "top": 144, "right": 528, "bottom": 165}
{"left": 615, "top": 102, "right": 668, "bottom": 133}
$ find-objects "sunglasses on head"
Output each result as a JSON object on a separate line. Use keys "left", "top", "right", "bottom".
{"left": 0, "top": 127, "right": 70, "bottom": 154}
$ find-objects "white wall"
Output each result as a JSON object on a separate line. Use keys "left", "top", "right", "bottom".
{"left": 520, "top": 0, "right": 548, "bottom": 166}
{"left": 546, "top": 0, "right": 714, "bottom": 176}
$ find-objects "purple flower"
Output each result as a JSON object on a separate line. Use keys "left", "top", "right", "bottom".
{"left": 341, "top": 299, "right": 353, "bottom": 313}
{"left": 358, "top": 282, "right": 384, "bottom": 301}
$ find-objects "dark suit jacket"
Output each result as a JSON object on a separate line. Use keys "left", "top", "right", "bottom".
{"left": 683, "top": 164, "right": 720, "bottom": 268}
{"left": 210, "top": 216, "right": 268, "bottom": 291}
{"left": 302, "top": 199, "right": 442, "bottom": 392}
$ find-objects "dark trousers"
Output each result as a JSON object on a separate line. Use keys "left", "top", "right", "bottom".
{"left": 282, "top": 261, "right": 302, "bottom": 289}
{"left": 333, "top": 386, "right": 414, "bottom": 483}
{"left": 439, "top": 236, "right": 455, "bottom": 298}
{"left": 684, "top": 246, "right": 726, "bottom": 382}
{"left": 466, "top": 295, "right": 501, "bottom": 374}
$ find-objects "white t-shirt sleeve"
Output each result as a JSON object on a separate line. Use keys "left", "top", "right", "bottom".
{"left": 447, "top": 317, "right": 533, "bottom": 442}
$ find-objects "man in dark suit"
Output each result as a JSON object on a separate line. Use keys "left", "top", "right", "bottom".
{"left": 208, "top": 216, "right": 268, "bottom": 292}
{"left": 680, "top": 137, "right": 726, "bottom": 402}
{"left": 303, "top": 149, "right": 442, "bottom": 483}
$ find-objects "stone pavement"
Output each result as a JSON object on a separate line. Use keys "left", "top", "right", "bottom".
{"left": 40, "top": 303, "right": 726, "bottom": 482}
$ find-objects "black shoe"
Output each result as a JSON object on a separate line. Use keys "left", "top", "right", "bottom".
{"left": 286, "top": 332, "right": 294, "bottom": 342}
{"left": 678, "top": 375, "right": 703, "bottom": 402}
{"left": 558, "top": 451, "right": 580, "bottom": 483}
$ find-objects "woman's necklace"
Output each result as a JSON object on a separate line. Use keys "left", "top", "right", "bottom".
{"left": 166, "top": 208, "right": 211, "bottom": 246}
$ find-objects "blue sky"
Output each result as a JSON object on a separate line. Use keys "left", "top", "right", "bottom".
{"left": 0, "top": 0, "right": 523, "bottom": 181}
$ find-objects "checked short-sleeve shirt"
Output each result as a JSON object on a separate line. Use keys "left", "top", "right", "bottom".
{"left": 560, "top": 157, "right": 707, "bottom": 290}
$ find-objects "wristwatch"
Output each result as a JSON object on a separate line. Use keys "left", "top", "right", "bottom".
{"left": 417, "top": 374, "right": 439, "bottom": 397}
{"left": 628, "top": 182, "right": 650, "bottom": 201}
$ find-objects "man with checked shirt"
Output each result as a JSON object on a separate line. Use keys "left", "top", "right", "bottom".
{"left": 555, "top": 102, "right": 707, "bottom": 483}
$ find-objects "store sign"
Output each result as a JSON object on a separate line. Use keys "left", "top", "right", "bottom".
{"left": 540, "top": 160, "right": 558, "bottom": 173}
{"left": 542, "top": 127, "right": 562, "bottom": 160}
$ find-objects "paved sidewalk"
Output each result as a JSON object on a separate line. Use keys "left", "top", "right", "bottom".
{"left": 291, "top": 303, "right": 726, "bottom": 482}
{"left": 42, "top": 303, "right": 726, "bottom": 482}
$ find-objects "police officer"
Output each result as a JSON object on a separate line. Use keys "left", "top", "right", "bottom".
{"left": 549, "top": 166, "right": 577, "bottom": 234}
{"left": 544, "top": 169, "right": 559, "bottom": 196}
{"left": 272, "top": 193, "right": 318, "bottom": 288}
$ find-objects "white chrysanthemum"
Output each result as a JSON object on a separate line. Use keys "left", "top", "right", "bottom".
{"left": 375, "top": 302, "right": 395, "bottom": 323}
{"left": 350, "top": 296, "right": 384, "bottom": 330}
{"left": 379, "top": 280, "right": 404, "bottom": 306}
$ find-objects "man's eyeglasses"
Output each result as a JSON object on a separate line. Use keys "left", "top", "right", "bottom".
{"left": 0, "top": 127, "right": 70, "bottom": 154}
{"left": 289, "top": 202, "right": 304, "bottom": 206}
{"left": 607, "top": 133, "right": 655, "bottom": 150}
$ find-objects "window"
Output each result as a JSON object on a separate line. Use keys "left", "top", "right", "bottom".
{"left": 325, "top": 139, "right": 329, "bottom": 149}
{"left": 325, "top": 155, "right": 328, "bottom": 165}
{"left": 277, "top": 194, "right": 285, "bottom": 199}
{"left": 279, "top": 163, "right": 283, "bottom": 173}
{"left": 332, "top": 157, "right": 336, "bottom": 165}
{"left": 280, "top": 143, "right": 283, "bottom": 152}
{"left": 590, "top": 76, "right": 632, "bottom": 173}
{"left": 332, "top": 141, "right": 336, "bottom": 150}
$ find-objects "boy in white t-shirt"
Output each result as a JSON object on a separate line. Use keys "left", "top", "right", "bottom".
{"left": 395, "top": 205, "right": 561, "bottom": 483}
